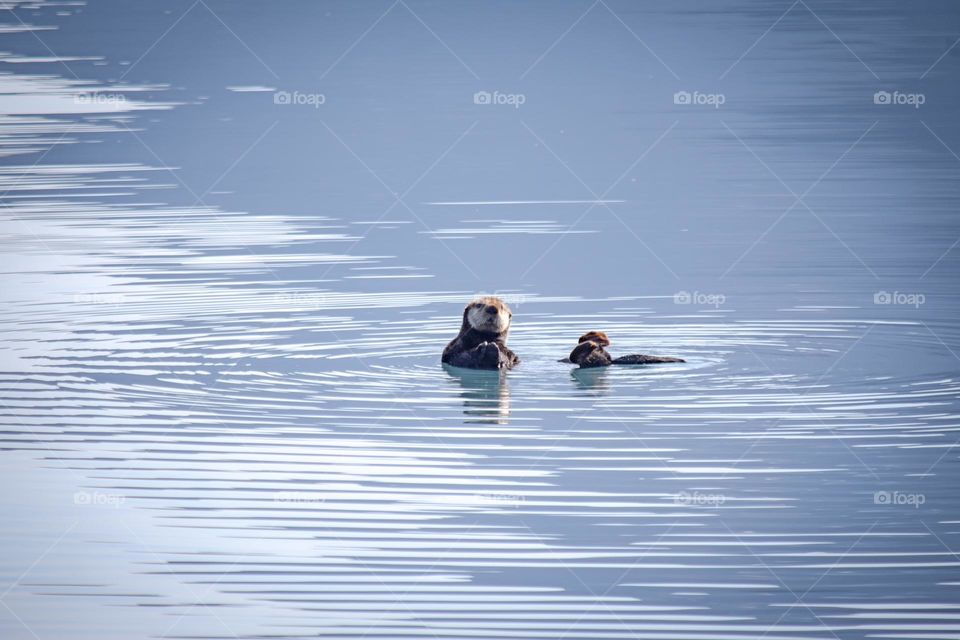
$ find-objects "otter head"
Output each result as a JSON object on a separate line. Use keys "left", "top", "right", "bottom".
{"left": 463, "top": 296, "right": 513, "bottom": 336}
{"left": 569, "top": 340, "right": 602, "bottom": 365}
{"left": 578, "top": 331, "right": 610, "bottom": 347}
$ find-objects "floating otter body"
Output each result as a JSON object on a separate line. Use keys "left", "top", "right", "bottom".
{"left": 442, "top": 297, "right": 520, "bottom": 371}
{"left": 565, "top": 331, "right": 684, "bottom": 369}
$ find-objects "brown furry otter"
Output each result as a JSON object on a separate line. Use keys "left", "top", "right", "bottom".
{"left": 442, "top": 297, "right": 520, "bottom": 370}
{"left": 566, "top": 331, "right": 684, "bottom": 368}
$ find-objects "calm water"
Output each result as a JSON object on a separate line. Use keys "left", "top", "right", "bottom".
{"left": 3, "top": 1, "right": 960, "bottom": 638}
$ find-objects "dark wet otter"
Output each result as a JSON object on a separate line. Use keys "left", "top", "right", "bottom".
{"left": 565, "top": 331, "right": 684, "bottom": 369}
{"left": 442, "top": 297, "right": 520, "bottom": 370}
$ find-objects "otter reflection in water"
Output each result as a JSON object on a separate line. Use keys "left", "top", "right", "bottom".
{"left": 570, "top": 365, "right": 612, "bottom": 394}
{"left": 443, "top": 365, "right": 510, "bottom": 424}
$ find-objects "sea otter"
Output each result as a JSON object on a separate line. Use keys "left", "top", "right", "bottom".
{"left": 442, "top": 297, "right": 520, "bottom": 370}
{"left": 565, "top": 331, "right": 684, "bottom": 368}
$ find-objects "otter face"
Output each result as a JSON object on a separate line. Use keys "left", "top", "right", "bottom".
{"left": 578, "top": 331, "right": 610, "bottom": 347}
{"left": 465, "top": 296, "right": 512, "bottom": 335}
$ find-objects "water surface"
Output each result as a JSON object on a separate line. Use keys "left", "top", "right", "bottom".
{"left": 2, "top": 1, "right": 960, "bottom": 638}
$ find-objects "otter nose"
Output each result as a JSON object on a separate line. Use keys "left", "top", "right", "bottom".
{"left": 485, "top": 305, "right": 498, "bottom": 315}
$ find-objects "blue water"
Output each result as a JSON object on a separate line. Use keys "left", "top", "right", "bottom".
{"left": 2, "top": 1, "right": 960, "bottom": 638}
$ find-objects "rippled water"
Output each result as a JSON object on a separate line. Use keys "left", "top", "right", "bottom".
{"left": 3, "top": 1, "right": 960, "bottom": 638}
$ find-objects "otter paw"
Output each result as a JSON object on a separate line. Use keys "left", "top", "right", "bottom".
{"left": 569, "top": 340, "right": 613, "bottom": 368}
{"left": 477, "top": 341, "right": 503, "bottom": 369}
